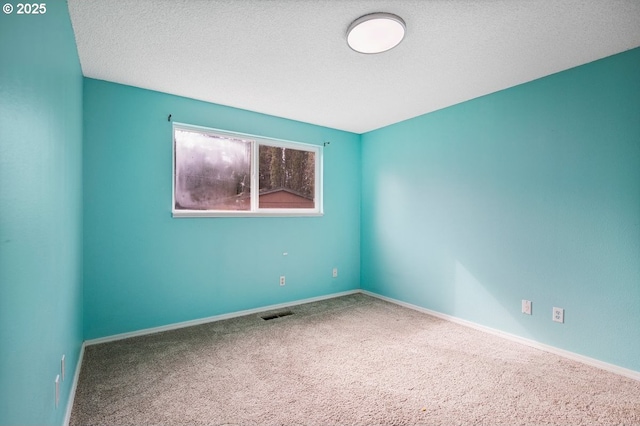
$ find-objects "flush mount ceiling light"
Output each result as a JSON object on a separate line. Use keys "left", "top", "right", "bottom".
{"left": 347, "top": 12, "right": 406, "bottom": 54}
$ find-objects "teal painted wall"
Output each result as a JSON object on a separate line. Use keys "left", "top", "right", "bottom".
{"left": 83, "top": 79, "right": 361, "bottom": 339}
{"left": 361, "top": 48, "right": 640, "bottom": 371}
{"left": 0, "top": 1, "right": 83, "bottom": 425}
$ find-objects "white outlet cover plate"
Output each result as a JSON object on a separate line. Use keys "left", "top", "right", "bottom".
{"left": 521, "top": 300, "right": 532, "bottom": 315}
{"left": 553, "top": 307, "right": 564, "bottom": 323}
{"left": 55, "top": 375, "right": 60, "bottom": 407}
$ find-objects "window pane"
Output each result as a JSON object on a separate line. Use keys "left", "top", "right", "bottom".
{"left": 258, "top": 145, "right": 315, "bottom": 209}
{"left": 174, "top": 129, "right": 251, "bottom": 210}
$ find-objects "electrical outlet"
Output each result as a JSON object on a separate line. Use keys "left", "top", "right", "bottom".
{"left": 332, "top": 268, "right": 338, "bottom": 278}
{"left": 553, "top": 307, "right": 564, "bottom": 323}
{"left": 55, "top": 375, "right": 60, "bottom": 408}
{"left": 61, "top": 355, "right": 65, "bottom": 381}
{"left": 521, "top": 300, "right": 532, "bottom": 315}
{"left": 279, "top": 276, "right": 285, "bottom": 286}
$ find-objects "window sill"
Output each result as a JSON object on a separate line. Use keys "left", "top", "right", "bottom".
{"left": 172, "top": 210, "right": 324, "bottom": 218}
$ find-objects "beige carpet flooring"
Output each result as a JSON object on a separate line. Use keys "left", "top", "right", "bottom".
{"left": 70, "top": 293, "right": 640, "bottom": 425}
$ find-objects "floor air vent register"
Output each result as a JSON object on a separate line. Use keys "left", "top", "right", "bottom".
{"left": 261, "top": 311, "right": 294, "bottom": 321}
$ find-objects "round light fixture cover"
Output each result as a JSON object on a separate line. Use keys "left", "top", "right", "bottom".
{"left": 347, "top": 12, "right": 406, "bottom": 54}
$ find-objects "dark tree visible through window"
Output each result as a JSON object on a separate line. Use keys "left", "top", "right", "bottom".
{"left": 259, "top": 145, "right": 315, "bottom": 201}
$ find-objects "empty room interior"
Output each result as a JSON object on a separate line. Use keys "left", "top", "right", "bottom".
{"left": 1, "top": 1, "right": 639, "bottom": 425}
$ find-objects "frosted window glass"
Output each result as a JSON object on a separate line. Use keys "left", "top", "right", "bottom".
{"left": 174, "top": 129, "right": 251, "bottom": 211}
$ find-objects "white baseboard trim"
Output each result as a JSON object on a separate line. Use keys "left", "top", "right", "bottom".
{"left": 63, "top": 342, "right": 85, "bottom": 426}
{"left": 360, "top": 290, "right": 640, "bottom": 382}
{"left": 84, "top": 289, "right": 360, "bottom": 346}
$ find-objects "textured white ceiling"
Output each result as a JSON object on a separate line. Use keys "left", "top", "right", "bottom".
{"left": 68, "top": 0, "right": 640, "bottom": 134}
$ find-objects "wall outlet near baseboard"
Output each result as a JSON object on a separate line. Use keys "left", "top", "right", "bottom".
{"left": 55, "top": 374, "right": 60, "bottom": 408}
{"left": 332, "top": 268, "right": 338, "bottom": 278}
{"left": 553, "top": 307, "right": 564, "bottom": 323}
{"left": 521, "top": 300, "right": 532, "bottom": 315}
{"left": 279, "top": 276, "right": 285, "bottom": 286}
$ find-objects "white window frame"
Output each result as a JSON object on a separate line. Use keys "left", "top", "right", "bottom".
{"left": 172, "top": 123, "right": 323, "bottom": 217}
